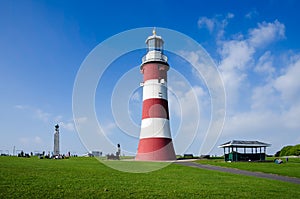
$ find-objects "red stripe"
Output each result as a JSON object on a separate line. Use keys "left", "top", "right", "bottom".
{"left": 142, "top": 98, "right": 169, "bottom": 119}
{"left": 136, "top": 137, "right": 176, "bottom": 161}
{"left": 141, "top": 63, "right": 168, "bottom": 82}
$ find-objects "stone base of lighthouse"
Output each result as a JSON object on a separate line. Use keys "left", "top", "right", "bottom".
{"left": 136, "top": 137, "right": 176, "bottom": 161}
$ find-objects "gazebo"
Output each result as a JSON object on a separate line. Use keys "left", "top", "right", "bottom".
{"left": 219, "top": 140, "right": 271, "bottom": 162}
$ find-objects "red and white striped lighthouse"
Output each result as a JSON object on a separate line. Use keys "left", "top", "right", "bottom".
{"left": 136, "top": 29, "right": 176, "bottom": 161}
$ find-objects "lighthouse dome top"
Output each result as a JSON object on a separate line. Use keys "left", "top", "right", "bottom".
{"left": 145, "top": 28, "right": 164, "bottom": 52}
{"left": 146, "top": 29, "right": 163, "bottom": 41}
{"left": 142, "top": 29, "right": 168, "bottom": 65}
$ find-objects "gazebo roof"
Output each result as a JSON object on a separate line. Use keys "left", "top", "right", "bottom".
{"left": 218, "top": 140, "right": 271, "bottom": 148}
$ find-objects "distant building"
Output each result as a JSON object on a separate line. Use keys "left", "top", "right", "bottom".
{"left": 219, "top": 140, "right": 271, "bottom": 162}
{"left": 53, "top": 124, "right": 60, "bottom": 155}
{"left": 91, "top": 151, "right": 102, "bottom": 157}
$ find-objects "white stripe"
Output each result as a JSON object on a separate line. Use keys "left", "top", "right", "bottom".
{"left": 142, "top": 81, "right": 168, "bottom": 101}
{"left": 139, "top": 118, "right": 172, "bottom": 139}
{"left": 143, "top": 79, "right": 167, "bottom": 85}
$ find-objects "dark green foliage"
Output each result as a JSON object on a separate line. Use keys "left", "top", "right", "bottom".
{"left": 279, "top": 144, "right": 300, "bottom": 156}
{"left": 274, "top": 151, "right": 281, "bottom": 157}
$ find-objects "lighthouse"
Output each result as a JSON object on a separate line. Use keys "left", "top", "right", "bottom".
{"left": 136, "top": 29, "right": 176, "bottom": 161}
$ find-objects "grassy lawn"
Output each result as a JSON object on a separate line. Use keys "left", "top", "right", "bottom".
{"left": 0, "top": 156, "right": 299, "bottom": 198}
{"left": 196, "top": 158, "right": 300, "bottom": 178}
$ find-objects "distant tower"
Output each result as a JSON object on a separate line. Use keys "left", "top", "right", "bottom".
{"left": 54, "top": 124, "right": 60, "bottom": 155}
{"left": 136, "top": 29, "right": 176, "bottom": 161}
{"left": 117, "top": 144, "right": 121, "bottom": 156}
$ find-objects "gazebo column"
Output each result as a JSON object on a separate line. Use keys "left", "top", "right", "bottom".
{"left": 259, "top": 147, "right": 262, "bottom": 160}
{"left": 236, "top": 147, "right": 238, "bottom": 161}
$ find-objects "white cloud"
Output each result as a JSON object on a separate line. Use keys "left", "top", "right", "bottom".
{"left": 274, "top": 56, "right": 300, "bottom": 104}
{"left": 58, "top": 121, "right": 75, "bottom": 132}
{"left": 245, "top": 10, "right": 258, "bottom": 19}
{"left": 219, "top": 40, "right": 254, "bottom": 71}
{"left": 14, "top": 105, "right": 75, "bottom": 132}
{"left": 35, "top": 109, "right": 51, "bottom": 122}
{"left": 198, "top": 17, "right": 216, "bottom": 33}
{"left": 222, "top": 111, "right": 281, "bottom": 139}
{"left": 251, "top": 83, "right": 277, "bottom": 110}
{"left": 215, "top": 20, "right": 285, "bottom": 112}
{"left": 197, "top": 16, "right": 300, "bottom": 155}
{"left": 235, "top": 54, "right": 300, "bottom": 145}
{"left": 14, "top": 105, "right": 52, "bottom": 122}
{"left": 198, "top": 13, "right": 234, "bottom": 39}
{"left": 14, "top": 105, "right": 28, "bottom": 110}
{"left": 227, "top": 13, "right": 234, "bottom": 19}
{"left": 254, "top": 51, "right": 275, "bottom": 77}
{"left": 282, "top": 104, "right": 300, "bottom": 129}
{"left": 248, "top": 20, "right": 285, "bottom": 48}
{"left": 218, "top": 40, "right": 253, "bottom": 107}
{"left": 170, "top": 84, "right": 203, "bottom": 154}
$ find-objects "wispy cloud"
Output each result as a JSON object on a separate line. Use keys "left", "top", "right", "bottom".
{"left": 14, "top": 105, "right": 75, "bottom": 132}
{"left": 248, "top": 20, "right": 285, "bottom": 48}
{"left": 14, "top": 105, "right": 29, "bottom": 110}
{"left": 198, "top": 13, "right": 234, "bottom": 39}
{"left": 254, "top": 51, "right": 275, "bottom": 78}
{"left": 35, "top": 109, "right": 51, "bottom": 122}
{"left": 216, "top": 20, "right": 285, "bottom": 110}
{"left": 58, "top": 121, "right": 75, "bottom": 131}
{"left": 274, "top": 55, "right": 300, "bottom": 105}
{"left": 245, "top": 10, "right": 259, "bottom": 19}
{"left": 14, "top": 105, "right": 52, "bottom": 122}
{"left": 201, "top": 16, "right": 300, "bottom": 154}
{"left": 198, "top": 17, "right": 216, "bottom": 33}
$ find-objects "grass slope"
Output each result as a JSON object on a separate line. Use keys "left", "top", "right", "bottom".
{"left": 196, "top": 158, "right": 300, "bottom": 178}
{"left": 0, "top": 157, "right": 299, "bottom": 198}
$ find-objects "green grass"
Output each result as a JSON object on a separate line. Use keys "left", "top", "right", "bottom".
{"left": 196, "top": 158, "right": 300, "bottom": 178}
{"left": 0, "top": 157, "right": 300, "bottom": 198}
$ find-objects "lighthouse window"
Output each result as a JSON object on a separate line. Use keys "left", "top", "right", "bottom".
{"left": 158, "top": 92, "right": 163, "bottom": 98}
{"left": 148, "top": 39, "right": 155, "bottom": 51}
{"left": 148, "top": 39, "right": 163, "bottom": 52}
{"left": 155, "top": 40, "right": 162, "bottom": 51}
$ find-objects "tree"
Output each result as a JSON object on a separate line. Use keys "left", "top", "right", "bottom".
{"left": 279, "top": 144, "right": 300, "bottom": 156}
{"left": 274, "top": 151, "right": 281, "bottom": 157}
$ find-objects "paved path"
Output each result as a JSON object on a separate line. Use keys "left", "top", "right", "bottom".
{"left": 175, "top": 161, "right": 300, "bottom": 185}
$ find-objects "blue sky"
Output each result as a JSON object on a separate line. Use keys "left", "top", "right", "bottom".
{"left": 1, "top": 0, "right": 300, "bottom": 156}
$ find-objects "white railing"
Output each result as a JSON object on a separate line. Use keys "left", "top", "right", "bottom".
{"left": 142, "top": 51, "right": 168, "bottom": 64}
